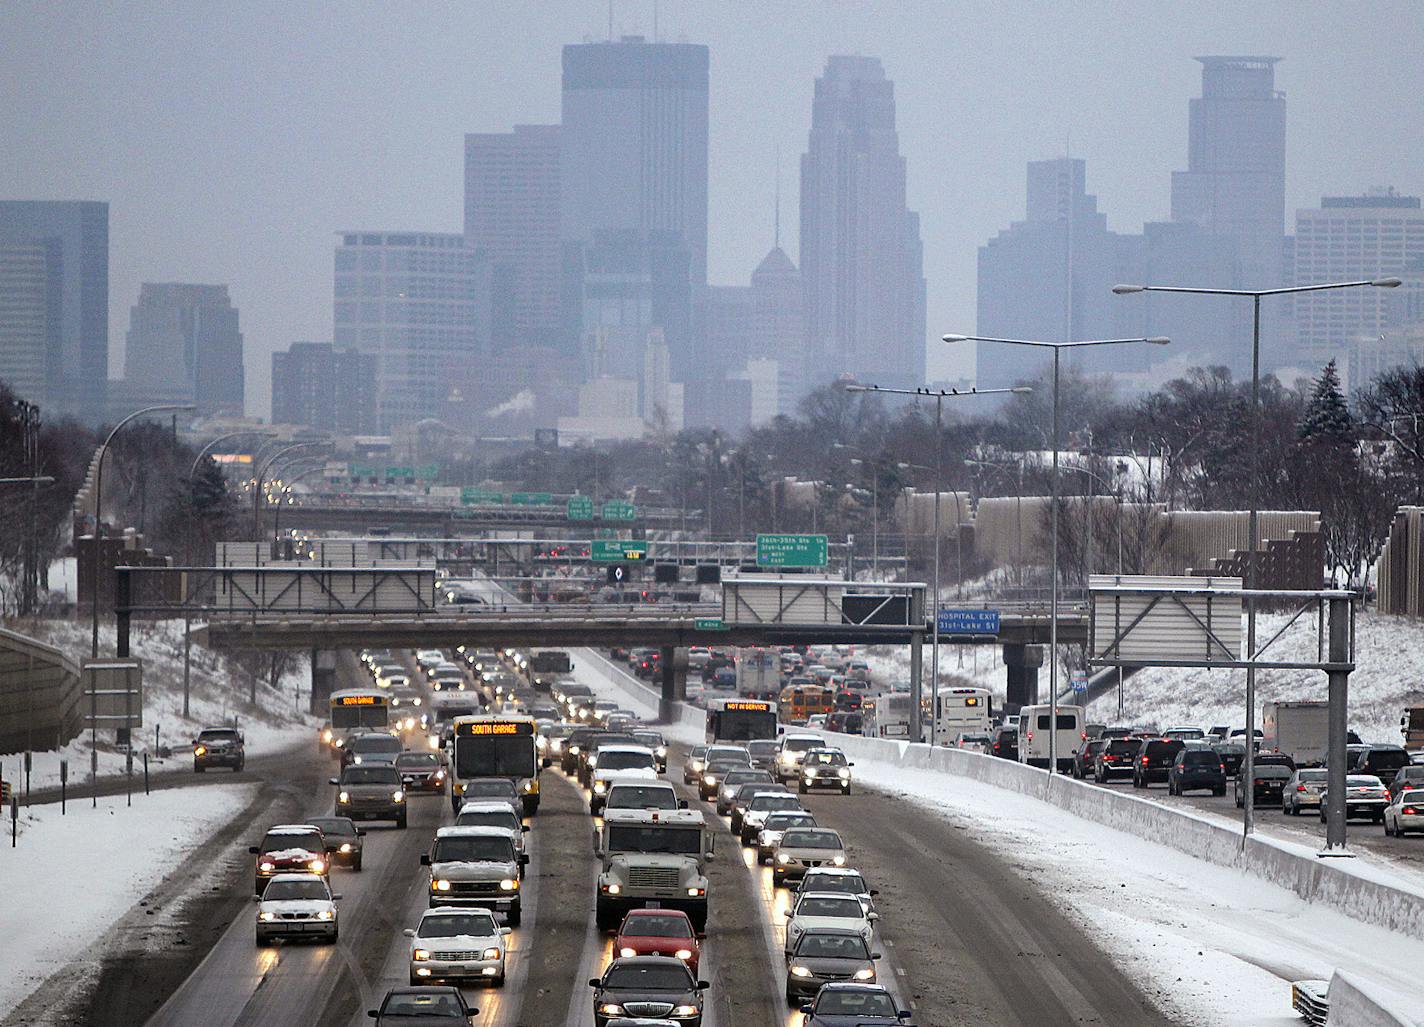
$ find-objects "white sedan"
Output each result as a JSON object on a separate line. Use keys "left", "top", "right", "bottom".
{"left": 782, "top": 891, "right": 877, "bottom": 958}
{"left": 406, "top": 907, "right": 512, "bottom": 986}
{"left": 1384, "top": 788, "right": 1424, "bottom": 837}
{"left": 255, "top": 873, "right": 339, "bottom": 944}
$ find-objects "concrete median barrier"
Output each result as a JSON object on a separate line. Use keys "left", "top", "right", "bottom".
{"left": 1326, "top": 970, "right": 1419, "bottom": 1027}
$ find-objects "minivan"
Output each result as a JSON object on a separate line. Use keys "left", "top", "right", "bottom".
{"left": 1016, "top": 704, "right": 1085, "bottom": 773}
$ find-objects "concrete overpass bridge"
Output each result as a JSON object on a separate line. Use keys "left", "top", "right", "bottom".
{"left": 267, "top": 496, "right": 685, "bottom": 536}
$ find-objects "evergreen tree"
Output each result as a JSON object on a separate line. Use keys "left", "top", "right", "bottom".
{"left": 1298, "top": 360, "right": 1354, "bottom": 445}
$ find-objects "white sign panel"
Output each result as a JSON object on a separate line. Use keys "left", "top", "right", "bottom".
{"left": 1090, "top": 574, "right": 1242, "bottom": 663}
{"left": 82, "top": 659, "right": 144, "bottom": 727}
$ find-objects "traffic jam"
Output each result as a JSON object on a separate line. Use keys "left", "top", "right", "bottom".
{"left": 231, "top": 643, "right": 918, "bottom": 1026}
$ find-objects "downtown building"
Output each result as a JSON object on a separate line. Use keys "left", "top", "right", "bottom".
{"left": 270, "top": 341, "right": 378, "bottom": 433}
{"left": 800, "top": 56, "right": 926, "bottom": 392}
{"left": 0, "top": 200, "right": 109, "bottom": 420}
{"left": 119, "top": 283, "right": 245, "bottom": 417}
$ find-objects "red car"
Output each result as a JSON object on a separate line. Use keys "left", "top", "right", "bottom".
{"left": 613, "top": 909, "right": 700, "bottom": 974}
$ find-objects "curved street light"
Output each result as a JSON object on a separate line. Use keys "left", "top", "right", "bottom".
{"left": 253, "top": 441, "right": 330, "bottom": 540}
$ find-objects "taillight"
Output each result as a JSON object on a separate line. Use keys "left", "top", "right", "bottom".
{"left": 1296, "top": 785, "right": 1307, "bottom": 792}
{"left": 1405, "top": 807, "right": 1418, "bottom": 815}
{"left": 1142, "top": 756, "right": 1149, "bottom": 765}
{"left": 1026, "top": 733, "right": 1033, "bottom": 743}
{"left": 1219, "top": 764, "right": 1225, "bottom": 772}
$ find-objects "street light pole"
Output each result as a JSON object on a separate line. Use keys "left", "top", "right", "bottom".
{"left": 1112, "top": 275, "right": 1399, "bottom": 836}
{"left": 845, "top": 381, "right": 1029, "bottom": 744}
{"left": 253, "top": 442, "right": 328, "bottom": 543}
{"left": 944, "top": 335, "right": 1168, "bottom": 772}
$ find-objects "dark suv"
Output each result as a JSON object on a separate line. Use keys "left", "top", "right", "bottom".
{"left": 1132, "top": 739, "right": 1185, "bottom": 788}
{"left": 1072, "top": 739, "right": 1107, "bottom": 779}
{"left": 1168, "top": 747, "right": 1227, "bottom": 796}
{"left": 1355, "top": 745, "right": 1412, "bottom": 789}
{"left": 1235, "top": 762, "right": 1292, "bottom": 808}
{"left": 1093, "top": 738, "right": 1141, "bottom": 782}
{"left": 989, "top": 726, "right": 1019, "bottom": 761}
{"left": 193, "top": 727, "right": 245, "bottom": 772}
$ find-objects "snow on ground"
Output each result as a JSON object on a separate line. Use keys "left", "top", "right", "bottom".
{"left": 575, "top": 650, "right": 1421, "bottom": 1026}
{"left": 4, "top": 617, "right": 318, "bottom": 794}
{"left": 0, "top": 782, "right": 256, "bottom": 1016}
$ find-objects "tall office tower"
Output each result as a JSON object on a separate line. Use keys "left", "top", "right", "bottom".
{"left": 977, "top": 159, "right": 1137, "bottom": 387}
{"left": 703, "top": 285, "right": 753, "bottom": 382}
{"left": 800, "top": 56, "right": 926, "bottom": 390}
{"left": 464, "top": 125, "right": 563, "bottom": 356}
{"left": 270, "top": 341, "right": 378, "bottom": 433}
{"left": 560, "top": 38, "right": 709, "bottom": 286}
{"left": 579, "top": 228, "right": 691, "bottom": 381}
{"left": 1171, "top": 57, "right": 1286, "bottom": 291}
{"left": 0, "top": 201, "right": 108, "bottom": 418}
{"left": 0, "top": 245, "right": 49, "bottom": 403}
{"left": 123, "top": 283, "right": 245, "bottom": 416}
{"left": 333, "top": 231, "right": 485, "bottom": 432}
{"left": 749, "top": 245, "right": 805, "bottom": 414}
{"left": 1293, "top": 190, "right": 1424, "bottom": 369}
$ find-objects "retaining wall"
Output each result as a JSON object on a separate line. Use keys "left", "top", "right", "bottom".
{"left": 1327, "top": 970, "right": 1419, "bottom": 1027}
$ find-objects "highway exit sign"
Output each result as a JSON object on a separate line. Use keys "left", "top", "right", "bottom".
{"left": 756, "top": 533, "right": 828, "bottom": 568}
{"left": 461, "top": 487, "right": 503, "bottom": 505}
{"left": 592, "top": 540, "right": 646, "bottom": 562}
{"left": 567, "top": 495, "right": 594, "bottom": 520}
{"left": 601, "top": 499, "right": 636, "bottom": 521}
{"left": 693, "top": 618, "right": 727, "bottom": 631}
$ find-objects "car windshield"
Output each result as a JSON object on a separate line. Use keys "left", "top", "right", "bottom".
{"left": 804, "top": 874, "right": 865, "bottom": 894}
{"left": 633, "top": 733, "right": 665, "bottom": 748}
{"left": 1106, "top": 741, "right": 1138, "bottom": 755}
{"left": 380, "top": 993, "right": 464, "bottom": 1016}
{"left": 464, "top": 780, "right": 518, "bottom": 798}
{"left": 747, "top": 741, "right": 778, "bottom": 757}
{"left": 782, "top": 830, "right": 841, "bottom": 849}
{"left": 688, "top": 746, "right": 707, "bottom": 759}
{"left": 603, "top": 963, "right": 694, "bottom": 990}
{"left": 622, "top": 914, "right": 693, "bottom": 938}
{"left": 307, "top": 818, "right": 355, "bottom": 837}
{"left": 723, "top": 771, "right": 770, "bottom": 786}
{"left": 262, "top": 879, "right": 329, "bottom": 901}
{"left": 816, "top": 990, "right": 898, "bottom": 1015}
{"left": 354, "top": 735, "right": 402, "bottom": 753}
{"left": 395, "top": 753, "right": 440, "bottom": 770}
{"left": 262, "top": 832, "right": 323, "bottom": 853}
{"left": 1346, "top": 776, "right": 1384, "bottom": 787}
{"left": 432, "top": 837, "right": 514, "bottom": 863}
{"left": 765, "top": 814, "right": 817, "bottom": 831}
{"left": 783, "top": 737, "right": 820, "bottom": 754}
{"left": 419, "top": 912, "right": 498, "bottom": 938}
{"left": 455, "top": 811, "right": 520, "bottom": 830}
{"left": 607, "top": 786, "right": 679, "bottom": 810}
{"left": 795, "top": 933, "right": 870, "bottom": 959}
{"left": 751, "top": 795, "right": 801, "bottom": 812}
{"left": 706, "top": 747, "right": 750, "bottom": 763}
{"left": 1255, "top": 766, "right": 1291, "bottom": 778}
{"left": 796, "top": 896, "right": 863, "bottom": 918}
{"left": 1400, "top": 790, "right": 1424, "bottom": 803}
{"left": 804, "top": 751, "right": 848, "bottom": 766}
{"left": 198, "top": 729, "right": 240, "bottom": 742}
{"left": 1298, "top": 770, "right": 1327, "bottom": 782}
{"left": 606, "top": 825, "right": 704, "bottom": 854}
{"left": 597, "top": 751, "right": 655, "bottom": 771}
{"left": 1367, "top": 751, "right": 1411, "bottom": 772}
{"left": 342, "top": 767, "right": 401, "bottom": 786}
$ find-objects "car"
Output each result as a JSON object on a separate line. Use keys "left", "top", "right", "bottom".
{"left": 423, "top": 826, "right": 527, "bottom": 923}
{"left": 307, "top": 816, "right": 365, "bottom": 870}
{"left": 1212, "top": 741, "right": 1247, "bottom": 777}
{"left": 415, "top": 649, "right": 447, "bottom": 670}
{"left": 255, "top": 872, "right": 339, "bottom": 944}
{"left": 794, "top": 867, "right": 878, "bottom": 914}
{"left": 798, "top": 982, "right": 911, "bottom": 1025}
{"left": 405, "top": 906, "right": 511, "bottom": 987}
{"left": 799, "top": 748, "right": 853, "bottom": 794}
{"left": 1163, "top": 726, "right": 1206, "bottom": 741}
{"left": 633, "top": 730, "right": 669, "bottom": 772}
{"left": 1384, "top": 787, "right": 1424, "bottom": 837}
{"left": 580, "top": 734, "right": 644, "bottom": 786}
{"left": 564, "top": 727, "right": 610, "bottom": 774}
{"left": 783, "top": 891, "right": 877, "bottom": 958}
{"left": 1167, "top": 746, "right": 1227, "bottom": 796}
{"left": 454, "top": 801, "right": 531, "bottom": 857}
{"left": 825, "top": 711, "right": 865, "bottom": 734}
{"left": 456, "top": 777, "right": 522, "bottom": 814}
{"left": 1132, "top": 738, "right": 1186, "bottom": 788}
{"left": 332, "top": 764, "right": 408, "bottom": 828}
{"left": 614, "top": 909, "right": 701, "bottom": 973}
{"left": 682, "top": 746, "right": 710, "bottom": 785}
{"left": 589, "top": 956, "right": 709, "bottom": 1027}
{"left": 193, "top": 726, "right": 245, "bottom": 772}
{"left": 773, "top": 827, "right": 847, "bottom": 886}
{"left": 395, "top": 751, "right": 448, "bottom": 796}
{"left": 776, "top": 734, "right": 826, "bottom": 782}
{"left": 1355, "top": 745, "right": 1414, "bottom": 789}
{"left": 728, "top": 781, "right": 792, "bottom": 832}
{"left": 344, "top": 731, "right": 403, "bottom": 768}
{"left": 784, "top": 928, "right": 880, "bottom": 1005}
{"left": 697, "top": 756, "right": 751, "bottom": 802}
{"left": 738, "top": 791, "right": 806, "bottom": 845}
{"left": 1093, "top": 738, "right": 1140, "bottom": 782}
{"left": 1387, "top": 765, "right": 1424, "bottom": 801}
{"left": 603, "top": 780, "right": 687, "bottom": 815}
{"left": 1319, "top": 774, "right": 1389, "bottom": 823}
{"left": 1235, "top": 763, "right": 1293, "bottom": 808}
{"left": 1282, "top": 768, "right": 1329, "bottom": 815}
{"left": 589, "top": 745, "right": 660, "bottom": 812}
{"left": 366, "top": 987, "right": 477, "bottom": 1025}
{"left": 606, "top": 714, "right": 641, "bottom": 734}
{"left": 989, "top": 725, "right": 1019, "bottom": 761}
{"left": 251, "top": 824, "right": 328, "bottom": 894}
{"left": 1071, "top": 738, "right": 1108, "bottom": 779}
{"left": 953, "top": 732, "right": 992, "bottom": 753}
{"left": 715, "top": 768, "right": 775, "bottom": 815}
{"left": 745, "top": 739, "right": 780, "bottom": 772}
{"left": 756, "top": 811, "right": 819, "bottom": 864}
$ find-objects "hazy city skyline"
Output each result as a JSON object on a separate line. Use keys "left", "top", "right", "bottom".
{"left": 3, "top": 2, "right": 1421, "bottom": 418}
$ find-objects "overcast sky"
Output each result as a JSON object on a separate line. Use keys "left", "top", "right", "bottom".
{"left": 3, "top": 1, "right": 1421, "bottom": 419}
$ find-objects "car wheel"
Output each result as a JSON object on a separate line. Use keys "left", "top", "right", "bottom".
{"left": 492, "top": 974, "right": 506, "bottom": 989}
{"left": 397, "top": 813, "right": 408, "bottom": 830}
{"left": 798, "top": 781, "right": 807, "bottom": 794}
{"left": 1320, "top": 809, "right": 1327, "bottom": 823}
{"left": 786, "top": 991, "right": 799, "bottom": 1007}
{"left": 327, "top": 927, "right": 338, "bottom": 943}
{"left": 842, "top": 785, "right": 851, "bottom": 795}
{"left": 352, "top": 855, "right": 363, "bottom": 872}
{"left": 1385, "top": 820, "right": 1395, "bottom": 837}
{"left": 409, "top": 973, "right": 420, "bottom": 986}
{"left": 506, "top": 905, "right": 521, "bottom": 927}
{"left": 234, "top": 761, "right": 245, "bottom": 773}
{"left": 194, "top": 764, "right": 205, "bottom": 774}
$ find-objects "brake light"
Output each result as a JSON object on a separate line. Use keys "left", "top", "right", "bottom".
{"left": 1405, "top": 807, "right": 1418, "bottom": 815}
{"left": 1026, "top": 733, "right": 1033, "bottom": 743}
{"left": 1297, "top": 785, "right": 1307, "bottom": 792}
{"left": 1219, "top": 764, "right": 1225, "bottom": 772}
{"left": 1142, "top": 756, "right": 1149, "bottom": 765}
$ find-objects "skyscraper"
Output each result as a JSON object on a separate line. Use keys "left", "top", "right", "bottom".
{"left": 464, "top": 125, "right": 563, "bottom": 354}
{"left": 800, "top": 56, "right": 926, "bottom": 390}
{"left": 333, "top": 231, "right": 486, "bottom": 431}
{"left": 123, "top": 283, "right": 245, "bottom": 416}
{"left": 560, "top": 38, "right": 709, "bottom": 286}
{"left": 0, "top": 244, "right": 49, "bottom": 404}
{"left": 1170, "top": 57, "right": 1286, "bottom": 291}
{"left": 0, "top": 201, "right": 109, "bottom": 419}
{"left": 271, "top": 341, "right": 378, "bottom": 433}
{"left": 749, "top": 245, "right": 805, "bottom": 414}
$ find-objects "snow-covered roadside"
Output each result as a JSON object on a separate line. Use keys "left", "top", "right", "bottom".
{"left": 574, "top": 651, "right": 1420, "bottom": 1026}
{"left": 0, "top": 782, "right": 257, "bottom": 1016}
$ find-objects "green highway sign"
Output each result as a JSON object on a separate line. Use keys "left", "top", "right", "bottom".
{"left": 693, "top": 618, "right": 727, "bottom": 631}
{"left": 756, "top": 533, "right": 828, "bottom": 568}
{"left": 460, "top": 487, "right": 504, "bottom": 505}
{"left": 591, "top": 540, "right": 647, "bottom": 562}
{"left": 416, "top": 464, "right": 440, "bottom": 480}
{"left": 510, "top": 491, "right": 553, "bottom": 506}
{"left": 348, "top": 463, "right": 377, "bottom": 479}
{"left": 386, "top": 466, "right": 415, "bottom": 480}
{"left": 600, "top": 499, "right": 637, "bottom": 521}
{"left": 567, "top": 495, "right": 594, "bottom": 520}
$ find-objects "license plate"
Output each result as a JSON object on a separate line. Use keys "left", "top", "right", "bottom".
{"left": 646, "top": 900, "right": 661, "bottom": 908}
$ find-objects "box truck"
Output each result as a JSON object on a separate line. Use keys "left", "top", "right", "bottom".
{"left": 1262, "top": 700, "right": 1329, "bottom": 766}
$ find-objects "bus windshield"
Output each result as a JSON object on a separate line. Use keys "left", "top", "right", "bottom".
{"left": 331, "top": 696, "right": 389, "bottom": 730}
{"left": 456, "top": 735, "right": 536, "bottom": 779}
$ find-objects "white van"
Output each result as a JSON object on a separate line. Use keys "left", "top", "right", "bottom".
{"left": 1016, "top": 704, "right": 1085, "bottom": 773}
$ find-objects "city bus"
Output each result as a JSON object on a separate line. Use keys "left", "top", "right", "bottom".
{"left": 705, "top": 698, "right": 779, "bottom": 742}
{"left": 326, "top": 688, "right": 391, "bottom": 755}
{"left": 450, "top": 714, "right": 540, "bottom": 815}
{"left": 861, "top": 692, "right": 912, "bottom": 739}
{"left": 931, "top": 687, "right": 993, "bottom": 745}
{"left": 779, "top": 683, "right": 834, "bottom": 725}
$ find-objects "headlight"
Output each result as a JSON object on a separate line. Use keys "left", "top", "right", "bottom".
{"left": 674, "top": 948, "right": 693, "bottom": 960}
{"left": 482, "top": 946, "right": 502, "bottom": 960}
{"left": 777, "top": 854, "right": 791, "bottom": 864}
{"left": 853, "top": 967, "right": 876, "bottom": 980}
{"left": 780, "top": 753, "right": 795, "bottom": 764}
{"left": 316, "top": 909, "right": 334, "bottom": 921}
{"left": 703, "top": 775, "right": 716, "bottom": 785}
{"left": 499, "top": 878, "right": 519, "bottom": 891}
{"left": 339, "top": 843, "right": 353, "bottom": 853}
{"left": 434, "top": 770, "right": 445, "bottom": 780}
{"left": 433, "top": 879, "right": 451, "bottom": 891}
{"left": 334, "top": 738, "right": 345, "bottom": 748}
{"left": 598, "top": 1005, "right": 625, "bottom": 1016}
{"left": 686, "top": 886, "right": 705, "bottom": 896}
{"left": 524, "top": 779, "right": 538, "bottom": 793}
{"left": 692, "top": 760, "right": 705, "bottom": 772}
{"left": 605, "top": 883, "right": 621, "bottom": 895}
{"left": 804, "top": 773, "right": 814, "bottom": 781}
{"left": 308, "top": 859, "right": 326, "bottom": 872}
{"left": 194, "top": 745, "right": 207, "bottom": 757}
{"left": 656, "top": 747, "right": 668, "bottom": 758}
{"left": 322, "top": 730, "right": 332, "bottom": 743}
{"left": 352, "top": 756, "right": 362, "bottom": 765}
{"left": 789, "top": 965, "right": 813, "bottom": 978}
{"left": 337, "top": 790, "right": 350, "bottom": 803}
{"left": 429, "top": 736, "right": 440, "bottom": 750}
{"left": 838, "top": 767, "right": 850, "bottom": 778}
{"left": 413, "top": 948, "right": 430, "bottom": 961}
{"left": 258, "top": 911, "right": 275, "bottom": 921}
{"left": 670, "top": 1005, "right": 699, "bottom": 1017}
{"left": 569, "top": 745, "right": 581, "bottom": 755}
{"left": 832, "top": 854, "right": 846, "bottom": 866}
{"left": 593, "top": 782, "right": 607, "bottom": 795}
{"left": 413, "top": 697, "right": 421, "bottom": 706}
{"left": 259, "top": 861, "right": 274, "bottom": 871}
{"left": 392, "top": 790, "right": 405, "bottom": 802}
